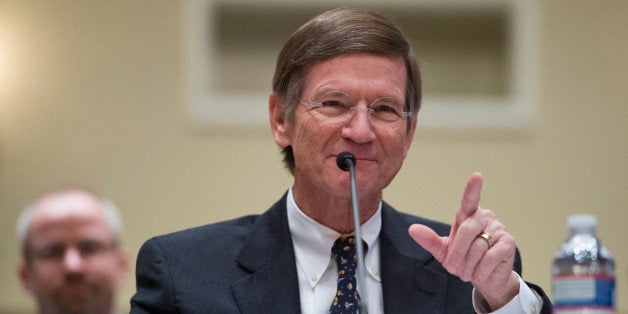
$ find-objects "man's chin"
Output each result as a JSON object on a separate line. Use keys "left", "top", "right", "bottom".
{"left": 59, "top": 284, "right": 92, "bottom": 302}
{"left": 55, "top": 290, "right": 106, "bottom": 314}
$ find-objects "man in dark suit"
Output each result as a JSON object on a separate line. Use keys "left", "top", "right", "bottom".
{"left": 131, "top": 7, "right": 551, "bottom": 313}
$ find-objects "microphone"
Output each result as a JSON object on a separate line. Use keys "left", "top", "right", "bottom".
{"left": 336, "top": 151, "right": 369, "bottom": 314}
{"left": 336, "top": 151, "right": 356, "bottom": 171}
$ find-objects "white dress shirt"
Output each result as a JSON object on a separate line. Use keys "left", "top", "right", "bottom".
{"left": 285, "top": 189, "right": 542, "bottom": 313}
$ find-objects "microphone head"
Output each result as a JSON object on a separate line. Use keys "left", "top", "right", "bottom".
{"left": 336, "top": 151, "right": 356, "bottom": 172}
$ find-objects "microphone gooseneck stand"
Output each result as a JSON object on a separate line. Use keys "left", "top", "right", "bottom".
{"left": 336, "top": 151, "right": 369, "bottom": 314}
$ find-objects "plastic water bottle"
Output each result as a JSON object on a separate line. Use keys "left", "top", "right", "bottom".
{"left": 551, "top": 214, "right": 615, "bottom": 313}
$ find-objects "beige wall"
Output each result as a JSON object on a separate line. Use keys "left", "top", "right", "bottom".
{"left": 1, "top": 1, "right": 626, "bottom": 312}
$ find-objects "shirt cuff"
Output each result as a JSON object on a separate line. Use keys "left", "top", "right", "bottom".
{"left": 472, "top": 273, "right": 543, "bottom": 314}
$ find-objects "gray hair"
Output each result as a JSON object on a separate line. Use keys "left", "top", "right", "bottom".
{"left": 16, "top": 189, "right": 123, "bottom": 257}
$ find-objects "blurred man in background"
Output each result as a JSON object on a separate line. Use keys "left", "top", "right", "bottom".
{"left": 16, "top": 188, "right": 128, "bottom": 314}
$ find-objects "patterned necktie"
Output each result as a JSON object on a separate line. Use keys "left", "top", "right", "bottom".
{"left": 329, "top": 235, "right": 367, "bottom": 314}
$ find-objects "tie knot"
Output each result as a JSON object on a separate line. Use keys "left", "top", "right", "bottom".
{"left": 332, "top": 236, "right": 357, "bottom": 255}
{"left": 331, "top": 236, "right": 367, "bottom": 276}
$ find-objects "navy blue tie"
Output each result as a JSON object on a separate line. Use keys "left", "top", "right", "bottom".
{"left": 329, "top": 236, "right": 366, "bottom": 314}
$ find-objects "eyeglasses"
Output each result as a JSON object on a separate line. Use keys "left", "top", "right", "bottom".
{"left": 300, "top": 91, "right": 413, "bottom": 131}
{"left": 29, "top": 239, "right": 119, "bottom": 263}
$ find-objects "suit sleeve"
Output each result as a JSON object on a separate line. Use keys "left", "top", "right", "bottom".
{"left": 525, "top": 281, "right": 553, "bottom": 314}
{"left": 130, "top": 238, "right": 178, "bottom": 314}
{"left": 517, "top": 247, "right": 554, "bottom": 312}
{"left": 473, "top": 247, "right": 553, "bottom": 313}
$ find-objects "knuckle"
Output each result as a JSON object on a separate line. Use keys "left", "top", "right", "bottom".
{"left": 498, "top": 232, "right": 516, "bottom": 248}
{"left": 483, "top": 209, "right": 496, "bottom": 219}
{"left": 458, "top": 221, "right": 478, "bottom": 235}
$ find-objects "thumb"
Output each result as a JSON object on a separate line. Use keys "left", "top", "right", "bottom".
{"left": 408, "top": 224, "right": 447, "bottom": 262}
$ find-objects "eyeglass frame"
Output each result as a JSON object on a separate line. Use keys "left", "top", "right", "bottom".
{"left": 26, "top": 239, "right": 120, "bottom": 264}
{"left": 299, "top": 91, "right": 414, "bottom": 130}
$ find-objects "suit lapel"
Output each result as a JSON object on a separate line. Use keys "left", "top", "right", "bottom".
{"left": 229, "top": 196, "right": 455, "bottom": 313}
{"left": 232, "top": 194, "right": 301, "bottom": 313}
{"left": 380, "top": 204, "right": 448, "bottom": 313}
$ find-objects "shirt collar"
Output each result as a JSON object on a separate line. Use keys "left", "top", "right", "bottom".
{"left": 287, "top": 188, "right": 382, "bottom": 287}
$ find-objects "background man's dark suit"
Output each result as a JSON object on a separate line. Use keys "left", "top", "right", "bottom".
{"left": 130, "top": 192, "right": 552, "bottom": 313}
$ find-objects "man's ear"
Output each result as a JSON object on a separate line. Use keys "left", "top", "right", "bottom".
{"left": 269, "top": 93, "right": 292, "bottom": 148}
{"left": 18, "top": 260, "right": 34, "bottom": 293}
{"left": 114, "top": 250, "right": 130, "bottom": 286}
{"left": 402, "top": 114, "right": 419, "bottom": 159}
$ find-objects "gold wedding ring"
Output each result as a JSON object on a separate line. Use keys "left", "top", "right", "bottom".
{"left": 477, "top": 231, "right": 494, "bottom": 249}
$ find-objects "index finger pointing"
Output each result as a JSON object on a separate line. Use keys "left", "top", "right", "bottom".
{"left": 459, "top": 172, "right": 483, "bottom": 220}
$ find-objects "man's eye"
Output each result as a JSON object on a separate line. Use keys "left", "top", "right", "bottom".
{"left": 320, "top": 100, "right": 347, "bottom": 108}
{"left": 372, "top": 99, "right": 404, "bottom": 115}
{"left": 78, "top": 241, "right": 109, "bottom": 256}
{"left": 374, "top": 105, "right": 395, "bottom": 112}
{"left": 36, "top": 245, "right": 65, "bottom": 259}
{"left": 374, "top": 104, "right": 401, "bottom": 115}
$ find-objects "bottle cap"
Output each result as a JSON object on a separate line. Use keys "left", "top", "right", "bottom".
{"left": 567, "top": 214, "right": 597, "bottom": 230}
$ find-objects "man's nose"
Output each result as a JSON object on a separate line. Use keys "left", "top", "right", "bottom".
{"left": 62, "top": 247, "right": 85, "bottom": 271}
{"left": 340, "top": 107, "right": 376, "bottom": 143}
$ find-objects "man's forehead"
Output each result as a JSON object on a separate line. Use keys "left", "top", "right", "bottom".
{"left": 303, "top": 53, "right": 407, "bottom": 97}
{"left": 30, "top": 191, "right": 106, "bottom": 228}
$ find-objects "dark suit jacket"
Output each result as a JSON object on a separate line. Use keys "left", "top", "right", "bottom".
{"left": 131, "top": 193, "right": 552, "bottom": 313}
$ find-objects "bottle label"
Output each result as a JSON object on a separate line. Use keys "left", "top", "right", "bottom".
{"left": 552, "top": 274, "right": 615, "bottom": 313}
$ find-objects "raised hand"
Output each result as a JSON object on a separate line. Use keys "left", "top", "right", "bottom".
{"left": 408, "top": 172, "right": 520, "bottom": 310}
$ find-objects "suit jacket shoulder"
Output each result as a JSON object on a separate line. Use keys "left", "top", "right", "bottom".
{"left": 131, "top": 193, "right": 301, "bottom": 313}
